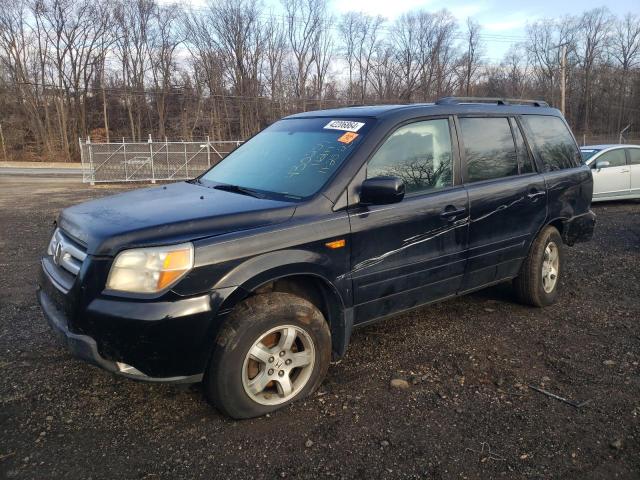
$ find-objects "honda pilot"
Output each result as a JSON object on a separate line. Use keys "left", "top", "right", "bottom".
{"left": 38, "top": 97, "right": 596, "bottom": 418}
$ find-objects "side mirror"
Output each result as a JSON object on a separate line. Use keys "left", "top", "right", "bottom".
{"left": 594, "top": 160, "right": 610, "bottom": 170}
{"left": 360, "top": 176, "right": 405, "bottom": 205}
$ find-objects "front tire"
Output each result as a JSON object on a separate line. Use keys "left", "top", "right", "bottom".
{"left": 514, "top": 226, "right": 563, "bottom": 307}
{"left": 204, "top": 292, "right": 331, "bottom": 419}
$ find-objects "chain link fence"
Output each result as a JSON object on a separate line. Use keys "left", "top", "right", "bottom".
{"left": 79, "top": 137, "right": 243, "bottom": 184}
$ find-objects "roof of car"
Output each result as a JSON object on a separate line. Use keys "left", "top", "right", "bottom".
{"left": 285, "top": 104, "right": 427, "bottom": 118}
{"left": 581, "top": 144, "right": 639, "bottom": 150}
{"left": 285, "top": 100, "right": 560, "bottom": 121}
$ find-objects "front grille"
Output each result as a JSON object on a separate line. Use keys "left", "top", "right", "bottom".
{"left": 47, "top": 228, "right": 87, "bottom": 277}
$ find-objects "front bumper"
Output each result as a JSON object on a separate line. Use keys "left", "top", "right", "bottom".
{"left": 38, "top": 257, "right": 238, "bottom": 383}
{"left": 37, "top": 287, "right": 204, "bottom": 383}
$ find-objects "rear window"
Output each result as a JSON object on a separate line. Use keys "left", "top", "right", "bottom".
{"left": 522, "top": 115, "right": 580, "bottom": 171}
{"left": 459, "top": 117, "right": 518, "bottom": 183}
{"left": 627, "top": 148, "right": 640, "bottom": 165}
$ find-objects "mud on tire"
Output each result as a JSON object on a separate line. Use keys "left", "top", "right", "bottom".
{"left": 204, "top": 292, "right": 331, "bottom": 419}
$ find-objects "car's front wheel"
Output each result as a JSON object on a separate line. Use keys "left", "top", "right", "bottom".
{"left": 204, "top": 292, "right": 331, "bottom": 419}
{"left": 514, "top": 226, "right": 563, "bottom": 307}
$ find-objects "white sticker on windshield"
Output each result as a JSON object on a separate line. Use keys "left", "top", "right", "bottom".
{"left": 323, "top": 120, "right": 365, "bottom": 132}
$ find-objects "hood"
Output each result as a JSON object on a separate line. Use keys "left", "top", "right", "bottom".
{"left": 58, "top": 181, "right": 296, "bottom": 256}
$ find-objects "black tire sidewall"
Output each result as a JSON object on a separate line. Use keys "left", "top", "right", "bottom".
{"left": 205, "top": 293, "right": 331, "bottom": 419}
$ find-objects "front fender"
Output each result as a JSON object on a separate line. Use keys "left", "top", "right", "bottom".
{"left": 209, "top": 250, "right": 353, "bottom": 360}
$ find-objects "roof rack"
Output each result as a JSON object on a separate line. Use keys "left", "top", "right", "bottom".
{"left": 435, "top": 96, "right": 549, "bottom": 107}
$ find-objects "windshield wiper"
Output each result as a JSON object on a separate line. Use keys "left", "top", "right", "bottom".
{"left": 212, "top": 183, "right": 265, "bottom": 199}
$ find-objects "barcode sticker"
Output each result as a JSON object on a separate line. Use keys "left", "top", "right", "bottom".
{"left": 323, "top": 120, "right": 365, "bottom": 132}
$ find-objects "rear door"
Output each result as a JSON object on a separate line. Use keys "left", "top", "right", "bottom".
{"left": 456, "top": 116, "right": 547, "bottom": 291}
{"left": 519, "top": 114, "right": 592, "bottom": 231}
{"left": 590, "top": 148, "right": 630, "bottom": 199}
{"left": 626, "top": 147, "right": 640, "bottom": 197}
{"left": 348, "top": 117, "right": 469, "bottom": 324}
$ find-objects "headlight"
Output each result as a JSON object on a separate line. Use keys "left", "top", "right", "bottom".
{"left": 106, "top": 243, "right": 194, "bottom": 294}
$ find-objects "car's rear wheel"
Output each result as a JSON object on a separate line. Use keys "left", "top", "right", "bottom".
{"left": 514, "top": 226, "right": 563, "bottom": 307}
{"left": 204, "top": 292, "right": 331, "bottom": 419}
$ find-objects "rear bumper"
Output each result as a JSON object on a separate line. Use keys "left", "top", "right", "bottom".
{"left": 37, "top": 287, "right": 204, "bottom": 383}
{"left": 562, "top": 210, "right": 596, "bottom": 245}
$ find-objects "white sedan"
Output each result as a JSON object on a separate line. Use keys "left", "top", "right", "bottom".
{"left": 581, "top": 144, "right": 640, "bottom": 202}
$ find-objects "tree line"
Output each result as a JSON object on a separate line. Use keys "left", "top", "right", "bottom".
{"left": 0, "top": 0, "right": 638, "bottom": 161}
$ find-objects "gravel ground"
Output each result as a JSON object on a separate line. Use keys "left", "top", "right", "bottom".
{"left": 1, "top": 176, "right": 639, "bottom": 479}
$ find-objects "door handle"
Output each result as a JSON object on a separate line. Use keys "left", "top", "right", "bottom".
{"left": 620, "top": 169, "right": 630, "bottom": 173}
{"left": 527, "top": 190, "right": 546, "bottom": 200}
{"left": 440, "top": 206, "right": 466, "bottom": 221}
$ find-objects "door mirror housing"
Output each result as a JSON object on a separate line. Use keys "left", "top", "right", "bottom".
{"left": 594, "top": 160, "right": 610, "bottom": 169}
{"left": 360, "top": 176, "right": 405, "bottom": 205}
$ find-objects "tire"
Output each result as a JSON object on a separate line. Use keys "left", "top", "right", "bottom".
{"left": 204, "top": 292, "right": 331, "bottom": 419}
{"left": 513, "top": 226, "right": 563, "bottom": 307}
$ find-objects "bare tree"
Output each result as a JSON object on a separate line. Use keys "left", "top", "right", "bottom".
{"left": 576, "top": 7, "right": 612, "bottom": 133}
{"left": 264, "top": 16, "right": 286, "bottom": 120}
{"left": 460, "top": 18, "right": 482, "bottom": 96}
{"left": 311, "top": 14, "right": 333, "bottom": 107}
{"left": 114, "top": 0, "right": 154, "bottom": 141}
{"left": 282, "top": 0, "right": 325, "bottom": 109}
{"left": 149, "top": 4, "right": 181, "bottom": 140}
{"left": 1, "top": 2, "right": 639, "bottom": 161}
{"left": 611, "top": 13, "right": 640, "bottom": 132}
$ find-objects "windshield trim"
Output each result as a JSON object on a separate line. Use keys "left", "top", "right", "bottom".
{"left": 193, "top": 178, "right": 305, "bottom": 203}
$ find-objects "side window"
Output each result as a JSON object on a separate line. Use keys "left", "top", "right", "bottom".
{"left": 627, "top": 148, "right": 640, "bottom": 165}
{"left": 510, "top": 118, "right": 534, "bottom": 174}
{"left": 459, "top": 117, "right": 518, "bottom": 183}
{"left": 367, "top": 119, "right": 453, "bottom": 195}
{"left": 596, "top": 149, "right": 626, "bottom": 168}
{"left": 521, "top": 115, "right": 580, "bottom": 171}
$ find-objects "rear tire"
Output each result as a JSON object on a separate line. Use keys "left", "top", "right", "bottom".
{"left": 513, "top": 226, "right": 563, "bottom": 307}
{"left": 204, "top": 292, "right": 331, "bottom": 419}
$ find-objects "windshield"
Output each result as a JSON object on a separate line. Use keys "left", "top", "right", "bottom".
{"left": 200, "top": 117, "right": 373, "bottom": 199}
{"left": 580, "top": 149, "right": 600, "bottom": 162}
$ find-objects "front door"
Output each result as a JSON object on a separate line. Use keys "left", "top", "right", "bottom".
{"left": 591, "top": 148, "right": 631, "bottom": 200}
{"left": 348, "top": 118, "right": 469, "bottom": 324}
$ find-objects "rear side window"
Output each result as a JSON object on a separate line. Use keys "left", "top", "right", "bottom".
{"left": 367, "top": 119, "right": 453, "bottom": 195}
{"left": 522, "top": 115, "right": 580, "bottom": 171}
{"left": 627, "top": 148, "right": 640, "bottom": 165}
{"left": 459, "top": 117, "right": 518, "bottom": 183}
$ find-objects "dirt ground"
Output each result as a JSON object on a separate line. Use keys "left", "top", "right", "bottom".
{"left": 0, "top": 176, "right": 638, "bottom": 479}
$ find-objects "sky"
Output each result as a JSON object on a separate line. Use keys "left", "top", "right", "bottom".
{"left": 266, "top": 0, "right": 640, "bottom": 62}
{"left": 176, "top": 0, "right": 639, "bottom": 69}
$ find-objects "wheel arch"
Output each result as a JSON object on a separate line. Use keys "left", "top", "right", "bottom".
{"left": 213, "top": 253, "right": 352, "bottom": 360}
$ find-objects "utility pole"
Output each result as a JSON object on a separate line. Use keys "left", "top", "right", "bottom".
{"left": 551, "top": 42, "right": 569, "bottom": 116}
{"left": 560, "top": 44, "right": 567, "bottom": 116}
{"left": 0, "top": 123, "right": 7, "bottom": 161}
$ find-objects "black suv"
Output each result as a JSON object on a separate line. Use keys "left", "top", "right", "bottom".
{"left": 38, "top": 97, "right": 595, "bottom": 418}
